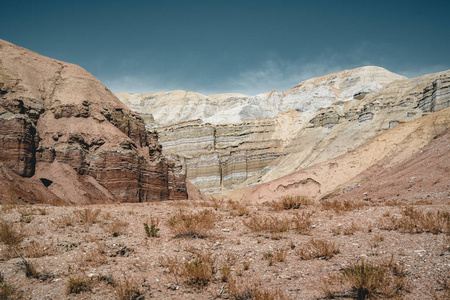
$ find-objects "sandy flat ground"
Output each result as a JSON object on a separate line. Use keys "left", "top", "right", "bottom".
{"left": 0, "top": 196, "right": 448, "bottom": 300}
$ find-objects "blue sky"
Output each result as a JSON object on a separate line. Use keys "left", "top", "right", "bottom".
{"left": 1, "top": 0, "right": 449, "bottom": 95}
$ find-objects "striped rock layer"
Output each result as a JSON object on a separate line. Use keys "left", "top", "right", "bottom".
{"left": 118, "top": 68, "right": 450, "bottom": 194}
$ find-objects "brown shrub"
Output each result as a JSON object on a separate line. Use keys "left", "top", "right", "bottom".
{"left": 75, "top": 208, "right": 101, "bottom": 225}
{"left": 51, "top": 214, "right": 75, "bottom": 228}
{"left": 67, "top": 274, "right": 93, "bottom": 294}
{"left": 181, "top": 249, "right": 217, "bottom": 289}
{"left": 380, "top": 207, "right": 449, "bottom": 234}
{"left": 243, "top": 214, "right": 290, "bottom": 237}
{"left": 160, "top": 256, "right": 182, "bottom": 284}
{"left": 167, "top": 209, "right": 217, "bottom": 238}
{"left": 0, "top": 273, "right": 18, "bottom": 300}
{"left": 228, "top": 277, "right": 290, "bottom": 300}
{"left": 340, "top": 258, "right": 409, "bottom": 299}
{"left": 102, "top": 218, "right": 129, "bottom": 237}
{"left": 228, "top": 200, "right": 250, "bottom": 216}
{"left": 272, "top": 196, "right": 311, "bottom": 211}
{"left": 296, "top": 239, "right": 339, "bottom": 260}
{"left": 0, "top": 222, "right": 24, "bottom": 247}
{"left": 114, "top": 273, "right": 144, "bottom": 300}
{"left": 321, "top": 199, "right": 366, "bottom": 213}
{"left": 23, "top": 240, "right": 54, "bottom": 258}
{"left": 263, "top": 248, "right": 287, "bottom": 266}
{"left": 292, "top": 211, "right": 314, "bottom": 234}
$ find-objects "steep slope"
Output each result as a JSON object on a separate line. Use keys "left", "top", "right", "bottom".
{"left": 255, "top": 69, "right": 450, "bottom": 185}
{"left": 222, "top": 107, "right": 450, "bottom": 203}
{"left": 330, "top": 129, "right": 450, "bottom": 204}
{"left": 0, "top": 39, "right": 187, "bottom": 204}
{"left": 118, "top": 67, "right": 449, "bottom": 194}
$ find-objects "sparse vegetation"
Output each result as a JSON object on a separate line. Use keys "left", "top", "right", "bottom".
{"left": 51, "top": 214, "right": 75, "bottom": 228}
{"left": 292, "top": 211, "right": 314, "bottom": 234}
{"left": 321, "top": 199, "right": 366, "bottom": 213}
{"left": 23, "top": 240, "right": 54, "bottom": 258}
{"left": 228, "top": 200, "right": 250, "bottom": 216}
{"left": 228, "top": 277, "right": 290, "bottom": 300}
{"left": 75, "top": 208, "right": 101, "bottom": 225}
{"left": 102, "top": 218, "right": 129, "bottom": 237}
{"left": 272, "top": 195, "right": 311, "bottom": 210}
{"left": 0, "top": 273, "right": 18, "bottom": 300}
{"left": 340, "top": 258, "right": 409, "bottom": 299}
{"left": 263, "top": 247, "right": 287, "bottom": 266}
{"left": 0, "top": 222, "right": 24, "bottom": 247}
{"left": 167, "top": 209, "right": 217, "bottom": 238}
{"left": 243, "top": 214, "right": 290, "bottom": 237}
{"left": 296, "top": 239, "right": 339, "bottom": 260}
{"left": 114, "top": 273, "right": 144, "bottom": 300}
{"left": 143, "top": 217, "right": 160, "bottom": 238}
{"left": 0, "top": 198, "right": 444, "bottom": 299}
{"left": 380, "top": 206, "right": 449, "bottom": 234}
{"left": 67, "top": 274, "right": 93, "bottom": 294}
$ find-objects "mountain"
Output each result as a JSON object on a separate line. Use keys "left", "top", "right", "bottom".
{"left": 0, "top": 39, "right": 187, "bottom": 204}
{"left": 117, "top": 67, "right": 449, "bottom": 194}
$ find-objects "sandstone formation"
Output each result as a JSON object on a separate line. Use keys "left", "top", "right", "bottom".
{"left": 222, "top": 107, "right": 450, "bottom": 203}
{"left": 0, "top": 39, "right": 187, "bottom": 204}
{"left": 117, "top": 67, "right": 450, "bottom": 194}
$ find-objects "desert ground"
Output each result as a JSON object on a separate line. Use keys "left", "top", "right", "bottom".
{"left": 0, "top": 195, "right": 448, "bottom": 300}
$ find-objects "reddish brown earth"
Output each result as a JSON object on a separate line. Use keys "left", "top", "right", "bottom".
{"left": 0, "top": 197, "right": 448, "bottom": 299}
{"left": 0, "top": 40, "right": 187, "bottom": 204}
{"left": 331, "top": 129, "right": 450, "bottom": 205}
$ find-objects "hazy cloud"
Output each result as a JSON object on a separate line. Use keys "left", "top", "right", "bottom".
{"left": 103, "top": 43, "right": 450, "bottom": 96}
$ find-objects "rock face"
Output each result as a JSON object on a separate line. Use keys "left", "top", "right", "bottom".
{"left": 117, "top": 67, "right": 450, "bottom": 194}
{"left": 0, "top": 39, "right": 187, "bottom": 204}
{"left": 222, "top": 107, "right": 450, "bottom": 203}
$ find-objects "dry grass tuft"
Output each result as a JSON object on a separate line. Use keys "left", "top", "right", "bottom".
{"left": 0, "top": 273, "right": 19, "bottom": 300}
{"left": 228, "top": 200, "right": 250, "bottom": 216}
{"left": 263, "top": 248, "right": 287, "bottom": 266}
{"left": 296, "top": 239, "right": 339, "bottom": 260}
{"left": 292, "top": 211, "right": 314, "bottom": 234}
{"left": 102, "top": 218, "right": 129, "bottom": 237}
{"left": 272, "top": 196, "right": 311, "bottom": 211}
{"left": 75, "top": 208, "right": 101, "bottom": 225}
{"left": 340, "top": 258, "right": 409, "bottom": 299}
{"left": 181, "top": 249, "right": 217, "bottom": 289}
{"left": 114, "top": 273, "right": 144, "bottom": 300}
{"left": 168, "top": 209, "right": 217, "bottom": 238}
{"left": 51, "top": 214, "right": 75, "bottom": 228}
{"left": 380, "top": 207, "right": 449, "bottom": 234}
{"left": 321, "top": 199, "right": 367, "bottom": 213}
{"left": 76, "top": 243, "right": 108, "bottom": 268}
{"left": 228, "top": 277, "right": 290, "bottom": 300}
{"left": 67, "top": 274, "right": 93, "bottom": 294}
{"left": 161, "top": 249, "right": 217, "bottom": 288}
{"left": 23, "top": 240, "right": 54, "bottom": 258}
{"left": 243, "top": 214, "right": 290, "bottom": 237}
{"left": 0, "top": 222, "right": 24, "bottom": 247}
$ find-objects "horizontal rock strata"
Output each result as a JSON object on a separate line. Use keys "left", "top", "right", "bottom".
{"left": 0, "top": 39, "right": 187, "bottom": 204}
{"left": 118, "top": 67, "right": 450, "bottom": 194}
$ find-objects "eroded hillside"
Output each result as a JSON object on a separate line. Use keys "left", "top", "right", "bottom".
{"left": 0, "top": 40, "right": 187, "bottom": 204}
{"left": 117, "top": 67, "right": 450, "bottom": 194}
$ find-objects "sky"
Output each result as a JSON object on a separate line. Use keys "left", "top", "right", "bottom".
{"left": 1, "top": 0, "right": 449, "bottom": 95}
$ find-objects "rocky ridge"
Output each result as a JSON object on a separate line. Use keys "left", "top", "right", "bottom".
{"left": 117, "top": 67, "right": 450, "bottom": 194}
{"left": 0, "top": 39, "right": 187, "bottom": 204}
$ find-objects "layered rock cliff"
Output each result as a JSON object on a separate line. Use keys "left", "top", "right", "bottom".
{"left": 0, "top": 39, "right": 187, "bottom": 204}
{"left": 117, "top": 67, "right": 450, "bottom": 194}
